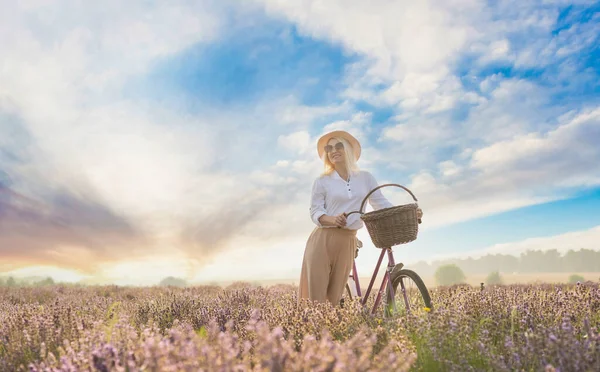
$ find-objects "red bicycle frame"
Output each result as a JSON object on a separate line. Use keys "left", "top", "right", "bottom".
{"left": 348, "top": 247, "right": 409, "bottom": 315}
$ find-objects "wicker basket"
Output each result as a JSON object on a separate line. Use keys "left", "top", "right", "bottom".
{"left": 346, "top": 184, "right": 420, "bottom": 248}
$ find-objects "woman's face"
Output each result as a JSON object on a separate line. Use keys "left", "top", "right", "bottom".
{"left": 326, "top": 138, "right": 346, "bottom": 165}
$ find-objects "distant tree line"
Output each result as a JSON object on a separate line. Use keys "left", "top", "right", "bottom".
{"left": 0, "top": 276, "right": 55, "bottom": 287}
{"left": 411, "top": 248, "right": 600, "bottom": 277}
{"left": 0, "top": 275, "right": 191, "bottom": 288}
{"left": 433, "top": 264, "right": 591, "bottom": 287}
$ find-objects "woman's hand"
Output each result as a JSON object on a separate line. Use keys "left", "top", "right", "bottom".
{"left": 417, "top": 207, "right": 423, "bottom": 223}
{"left": 319, "top": 213, "right": 347, "bottom": 227}
{"left": 333, "top": 213, "right": 347, "bottom": 227}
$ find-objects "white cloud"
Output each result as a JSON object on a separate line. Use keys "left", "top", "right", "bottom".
{"left": 471, "top": 107, "right": 600, "bottom": 178}
{"left": 472, "top": 38, "right": 513, "bottom": 65}
{"left": 252, "top": 0, "right": 600, "bottom": 178}
{"left": 252, "top": 0, "right": 484, "bottom": 114}
{"left": 394, "top": 107, "right": 600, "bottom": 229}
{"left": 277, "top": 131, "right": 311, "bottom": 155}
{"left": 323, "top": 111, "right": 371, "bottom": 132}
{"left": 461, "top": 225, "right": 600, "bottom": 259}
{"left": 438, "top": 160, "right": 461, "bottom": 178}
{"left": 0, "top": 0, "right": 340, "bottom": 272}
{"left": 248, "top": 170, "right": 295, "bottom": 187}
{"left": 512, "top": 6, "right": 599, "bottom": 68}
{"left": 1, "top": 1, "right": 224, "bottom": 93}
{"left": 381, "top": 117, "right": 450, "bottom": 144}
{"left": 269, "top": 96, "right": 352, "bottom": 127}
{"left": 377, "top": 76, "right": 582, "bottom": 177}
{"left": 464, "top": 78, "right": 559, "bottom": 143}
{"left": 0, "top": 0, "right": 227, "bottom": 248}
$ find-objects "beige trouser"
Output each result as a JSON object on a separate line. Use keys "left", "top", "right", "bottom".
{"left": 298, "top": 227, "right": 357, "bottom": 305}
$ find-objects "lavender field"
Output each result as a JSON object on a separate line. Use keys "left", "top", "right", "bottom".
{"left": 1, "top": 281, "right": 599, "bottom": 371}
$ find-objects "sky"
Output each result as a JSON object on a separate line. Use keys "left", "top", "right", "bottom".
{"left": 1, "top": 0, "right": 599, "bottom": 286}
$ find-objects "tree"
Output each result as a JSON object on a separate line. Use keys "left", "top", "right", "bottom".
{"left": 542, "top": 249, "right": 561, "bottom": 272}
{"left": 568, "top": 274, "right": 585, "bottom": 284}
{"left": 564, "top": 249, "right": 588, "bottom": 272}
{"left": 6, "top": 276, "right": 16, "bottom": 287}
{"left": 434, "top": 264, "right": 466, "bottom": 286}
{"left": 159, "top": 276, "right": 187, "bottom": 287}
{"left": 36, "top": 277, "right": 55, "bottom": 286}
{"left": 485, "top": 271, "right": 503, "bottom": 286}
{"left": 519, "top": 250, "right": 546, "bottom": 273}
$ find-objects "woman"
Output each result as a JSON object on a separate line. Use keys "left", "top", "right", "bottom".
{"left": 298, "top": 130, "right": 422, "bottom": 306}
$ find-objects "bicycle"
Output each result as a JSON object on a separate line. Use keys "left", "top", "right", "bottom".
{"left": 340, "top": 184, "right": 433, "bottom": 318}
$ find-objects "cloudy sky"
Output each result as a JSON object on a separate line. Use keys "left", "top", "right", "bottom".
{"left": 1, "top": 0, "right": 599, "bottom": 285}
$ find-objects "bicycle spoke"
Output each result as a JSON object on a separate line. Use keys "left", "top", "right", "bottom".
{"left": 387, "top": 269, "right": 433, "bottom": 317}
{"left": 402, "top": 277, "right": 426, "bottom": 310}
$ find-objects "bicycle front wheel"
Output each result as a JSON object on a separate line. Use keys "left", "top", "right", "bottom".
{"left": 385, "top": 269, "right": 432, "bottom": 316}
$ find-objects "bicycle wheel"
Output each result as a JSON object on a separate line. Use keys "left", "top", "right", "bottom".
{"left": 385, "top": 269, "right": 432, "bottom": 316}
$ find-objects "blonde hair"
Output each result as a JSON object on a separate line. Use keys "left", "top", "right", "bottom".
{"left": 321, "top": 136, "right": 360, "bottom": 176}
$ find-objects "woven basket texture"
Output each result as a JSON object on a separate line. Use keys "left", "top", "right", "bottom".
{"left": 361, "top": 203, "right": 419, "bottom": 248}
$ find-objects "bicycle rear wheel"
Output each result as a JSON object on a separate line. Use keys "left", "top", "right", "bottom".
{"left": 385, "top": 269, "right": 432, "bottom": 317}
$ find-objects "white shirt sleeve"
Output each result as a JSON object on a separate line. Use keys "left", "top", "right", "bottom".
{"left": 309, "top": 177, "right": 327, "bottom": 227}
{"left": 366, "top": 171, "right": 394, "bottom": 210}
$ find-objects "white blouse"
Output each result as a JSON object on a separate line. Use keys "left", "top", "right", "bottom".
{"left": 310, "top": 169, "right": 393, "bottom": 230}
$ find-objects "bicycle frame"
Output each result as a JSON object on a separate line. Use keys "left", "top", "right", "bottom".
{"left": 348, "top": 247, "right": 410, "bottom": 315}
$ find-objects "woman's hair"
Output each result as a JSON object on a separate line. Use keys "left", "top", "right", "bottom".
{"left": 321, "top": 136, "right": 360, "bottom": 176}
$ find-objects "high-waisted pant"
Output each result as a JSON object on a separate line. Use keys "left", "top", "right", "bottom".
{"left": 298, "top": 227, "right": 357, "bottom": 305}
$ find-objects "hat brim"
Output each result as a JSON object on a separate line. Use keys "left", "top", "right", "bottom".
{"left": 317, "top": 130, "right": 361, "bottom": 160}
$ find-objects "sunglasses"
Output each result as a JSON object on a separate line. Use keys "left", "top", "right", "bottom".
{"left": 324, "top": 142, "right": 344, "bottom": 153}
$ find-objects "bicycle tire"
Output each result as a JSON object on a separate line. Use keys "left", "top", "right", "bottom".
{"left": 385, "top": 269, "right": 432, "bottom": 316}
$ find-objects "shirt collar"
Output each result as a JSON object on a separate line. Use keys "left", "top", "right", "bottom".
{"left": 332, "top": 170, "right": 351, "bottom": 182}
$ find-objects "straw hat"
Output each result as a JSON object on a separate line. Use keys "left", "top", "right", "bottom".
{"left": 316, "top": 130, "right": 361, "bottom": 160}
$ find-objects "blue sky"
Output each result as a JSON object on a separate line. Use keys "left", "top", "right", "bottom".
{"left": 1, "top": 0, "right": 599, "bottom": 285}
